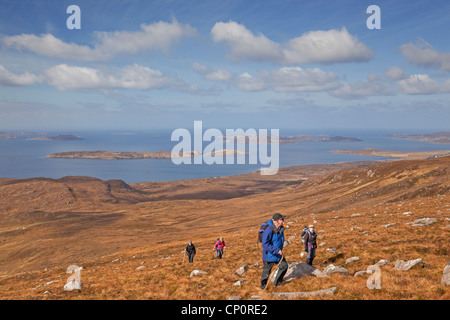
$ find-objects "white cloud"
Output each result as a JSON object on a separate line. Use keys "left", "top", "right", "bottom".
{"left": 43, "top": 64, "right": 179, "bottom": 91}
{"left": 235, "top": 72, "right": 267, "bottom": 91}
{"left": 398, "top": 74, "right": 450, "bottom": 94}
{"left": 2, "top": 33, "right": 105, "bottom": 61}
{"left": 269, "top": 67, "right": 339, "bottom": 92}
{"left": 330, "top": 81, "right": 395, "bottom": 99}
{"left": 211, "top": 21, "right": 373, "bottom": 64}
{"left": 235, "top": 67, "right": 339, "bottom": 93}
{"left": 384, "top": 66, "right": 408, "bottom": 80}
{"left": 2, "top": 20, "right": 197, "bottom": 61}
{"left": 399, "top": 39, "right": 450, "bottom": 71}
{"left": 191, "top": 62, "right": 232, "bottom": 81}
{"left": 283, "top": 27, "right": 373, "bottom": 64}
{"left": 94, "top": 20, "right": 197, "bottom": 55}
{"left": 0, "top": 65, "right": 42, "bottom": 86}
{"left": 211, "top": 21, "right": 283, "bottom": 62}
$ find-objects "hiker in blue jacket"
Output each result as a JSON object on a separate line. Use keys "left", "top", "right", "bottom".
{"left": 260, "top": 213, "right": 288, "bottom": 289}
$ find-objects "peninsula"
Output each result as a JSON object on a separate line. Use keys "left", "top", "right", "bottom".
{"left": 331, "top": 148, "right": 450, "bottom": 160}
{"left": 46, "top": 149, "right": 249, "bottom": 159}
{"left": 390, "top": 131, "right": 450, "bottom": 144}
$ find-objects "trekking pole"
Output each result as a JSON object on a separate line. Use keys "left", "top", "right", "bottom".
{"left": 182, "top": 250, "right": 186, "bottom": 265}
{"left": 265, "top": 253, "right": 284, "bottom": 291}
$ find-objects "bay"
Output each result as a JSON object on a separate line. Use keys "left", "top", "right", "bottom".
{"left": 0, "top": 129, "right": 448, "bottom": 183}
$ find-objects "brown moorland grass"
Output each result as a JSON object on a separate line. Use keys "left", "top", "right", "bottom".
{"left": 0, "top": 157, "right": 449, "bottom": 300}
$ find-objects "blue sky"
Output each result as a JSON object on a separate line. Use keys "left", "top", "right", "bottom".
{"left": 0, "top": 0, "right": 449, "bottom": 132}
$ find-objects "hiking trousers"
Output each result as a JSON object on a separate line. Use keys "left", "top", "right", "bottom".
{"left": 260, "top": 258, "right": 288, "bottom": 288}
{"left": 306, "top": 245, "right": 316, "bottom": 265}
{"left": 187, "top": 252, "right": 195, "bottom": 263}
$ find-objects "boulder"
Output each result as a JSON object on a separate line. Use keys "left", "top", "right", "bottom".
{"left": 190, "top": 270, "right": 208, "bottom": 277}
{"left": 394, "top": 258, "right": 424, "bottom": 271}
{"left": 233, "top": 280, "right": 247, "bottom": 286}
{"left": 411, "top": 218, "right": 438, "bottom": 227}
{"left": 345, "top": 257, "right": 360, "bottom": 264}
{"left": 323, "top": 264, "right": 349, "bottom": 276}
{"left": 375, "top": 259, "right": 390, "bottom": 267}
{"left": 283, "top": 262, "right": 327, "bottom": 282}
{"left": 235, "top": 265, "right": 248, "bottom": 277}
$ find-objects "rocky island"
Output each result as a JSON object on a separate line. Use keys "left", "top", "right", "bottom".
{"left": 27, "top": 134, "right": 83, "bottom": 141}
{"left": 47, "top": 151, "right": 174, "bottom": 159}
{"left": 223, "top": 134, "right": 361, "bottom": 144}
{"left": 46, "top": 149, "right": 249, "bottom": 159}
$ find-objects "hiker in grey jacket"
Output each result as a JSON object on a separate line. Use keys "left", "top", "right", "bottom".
{"left": 303, "top": 224, "right": 317, "bottom": 266}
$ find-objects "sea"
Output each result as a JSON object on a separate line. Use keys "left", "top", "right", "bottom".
{"left": 1, "top": 129, "right": 449, "bottom": 183}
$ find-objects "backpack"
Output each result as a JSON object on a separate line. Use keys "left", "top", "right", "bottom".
{"left": 301, "top": 226, "right": 308, "bottom": 242}
{"left": 258, "top": 222, "right": 276, "bottom": 243}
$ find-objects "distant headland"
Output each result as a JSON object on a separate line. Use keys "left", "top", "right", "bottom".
{"left": 390, "top": 131, "right": 450, "bottom": 144}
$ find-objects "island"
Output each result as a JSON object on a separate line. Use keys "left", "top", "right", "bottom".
{"left": 280, "top": 135, "right": 362, "bottom": 144}
{"left": 47, "top": 151, "right": 174, "bottom": 159}
{"left": 331, "top": 148, "right": 450, "bottom": 160}
{"left": 0, "top": 134, "right": 16, "bottom": 140}
{"left": 390, "top": 132, "right": 450, "bottom": 144}
{"left": 46, "top": 149, "right": 249, "bottom": 160}
{"left": 28, "top": 134, "right": 83, "bottom": 141}
{"left": 222, "top": 134, "right": 361, "bottom": 144}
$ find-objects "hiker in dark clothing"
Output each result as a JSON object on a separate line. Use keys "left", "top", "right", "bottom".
{"left": 185, "top": 240, "right": 196, "bottom": 263}
{"left": 260, "top": 213, "right": 288, "bottom": 289}
{"left": 303, "top": 224, "right": 317, "bottom": 266}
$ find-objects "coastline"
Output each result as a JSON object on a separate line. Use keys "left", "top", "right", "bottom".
{"left": 331, "top": 148, "right": 450, "bottom": 160}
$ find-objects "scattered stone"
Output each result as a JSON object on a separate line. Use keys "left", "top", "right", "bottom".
{"left": 411, "top": 218, "right": 438, "bottom": 227}
{"left": 235, "top": 265, "right": 248, "bottom": 277}
{"left": 326, "top": 248, "right": 336, "bottom": 252}
{"left": 354, "top": 270, "right": 368, "bottom": 277}
{"left": 375, "top": 259, "right": 390, "bottom": 267}
{"left": 382, "top": 223, "right": 397, "bottom": 228}
{"left": 345, "top": 257, "right": 360, "bottom": 264}
{"left": 190, "top": 270, "right": 208, "bottom": 277}
{"left": 441, "top": 261, "right": 450, "bottom": 286}
{"left": 323, "top": 264, "right": 349, "bottom": 276}
{"left": 233, "top": 280, "right": 247, "bottom": 286}
{"left": 228, "top": 296, "right": 243, "bottom": 300}
{"left": 136, "top": 266, "right": 146, "bottom": 270}
{"left": 394, "top": 258, "right": 424, "bottom": 271}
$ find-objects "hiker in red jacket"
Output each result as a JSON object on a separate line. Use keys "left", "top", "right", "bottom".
{"left": 214, "top": 238, "right": 226, "bottom": 259}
